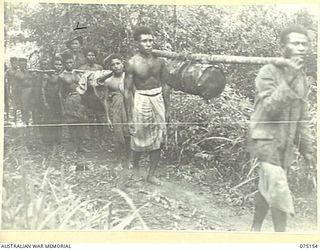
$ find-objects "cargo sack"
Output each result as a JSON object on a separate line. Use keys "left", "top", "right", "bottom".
{"left": 166, "top": 60, "right": 226, "bottom": 100}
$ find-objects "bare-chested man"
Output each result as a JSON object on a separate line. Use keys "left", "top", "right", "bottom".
{"left": 103, "top": 54, "right": 130, "bottom": 169}
{"left": 59, "top": 52, "right": 89, "bottom": 153}
{"left": 124, "top": 26, "right": 170, "bottom": 184}
{"left": 41, "top": 56, "right": 64, "bottom": 146}
{"left": 15, "top": 57, "right": 34, "bottom": 125}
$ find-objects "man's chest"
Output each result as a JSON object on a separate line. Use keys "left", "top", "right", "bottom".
{"left": 62, "top": 73, "right": 79, "bottom": 85}
{"left": 106, "top": 77, "right": 122, "bottom": 91}
{"left": 134, "top": 59, "right": 162, "bottom": 78}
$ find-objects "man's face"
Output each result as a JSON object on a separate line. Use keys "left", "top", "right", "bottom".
{"left": 138, "top": 34, "right": 153, "bottom": 55}
{"left": 282, "top": 32, "right": 309, "bottom": 59}
{"left": 19, "top": 61, "right": 27, "bottom": 70}
{"left": 64, "top": 58, "right": 74, "bottom": 71}
{"left": 86, "top": 51, "right": 96, "bottom": 64}
{"left": 40, "top": 60, "right": 49, "bottom": 70}
{"left": 11, "top": 60, "right": 18, "bottom": 69}
{"left": 110, "top": 58, "right": 123, "bottom": 75}
{"left": 54, "top": 60, "right": 63, "bottom": 72}
{"left": 70, "top": 40, "right": 81, "bottom": 52}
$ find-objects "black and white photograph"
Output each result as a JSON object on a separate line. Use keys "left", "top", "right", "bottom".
{"left": 2, "top": 2, "right": 318, "bottom": 232}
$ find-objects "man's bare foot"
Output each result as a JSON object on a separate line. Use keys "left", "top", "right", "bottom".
{"left": 146, "top": 176, "right": 163, "bottom": 185}
{"left": 77, "top": 145, "right": 90, "bottom": 153}
{"left": 123, "top": 160, "right": 131, "bottom": 169}
{"left": 133, "top": 167, "right": 144, "bottom": 179}
{"left": 115, "top": 163, "right": 123, "bottom": 171}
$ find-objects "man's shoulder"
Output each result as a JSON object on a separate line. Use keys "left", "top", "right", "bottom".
{"left": 58, "top": 71, "right": 68, "bottom": 78}
{"left": 78, "top": 64, "right": 88, "bottom": 70}
{"left": 128, "top": 54, "right": 139, "bottom": 63}
{"left": 125, "top": 56, "right": 139, "bottom": 71}
{"left": 104, "top": 76, "right": 113, "bottom": 84}
{"left": 257, "top": 63, "right": 280, "bottom": 77}
{"left": 153, "top": 55, "right": 165, "bottom": 63}
{"left": 260, "top": 63, "right": 277, "bottom": 72}
{"left": 95, "top": 64, "right": 104, "bottom": 70}
{"left": 6, "top": 68, "right": 15, "bottom": 76}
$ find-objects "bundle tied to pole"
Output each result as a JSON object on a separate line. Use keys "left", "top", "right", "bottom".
{"left": 152, "top": 49, "right": 291, "bottom": 100}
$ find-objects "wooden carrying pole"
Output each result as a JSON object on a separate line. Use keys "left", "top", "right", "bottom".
{"left": 152, "top": 49, "right": 290, "bottom": 66}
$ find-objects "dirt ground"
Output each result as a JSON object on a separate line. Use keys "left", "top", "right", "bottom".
{"left": 3, "top": 124, "right": 317, "bottom": 232}
{"left": 71, "top": 152, "right": 317, "bottom": 232}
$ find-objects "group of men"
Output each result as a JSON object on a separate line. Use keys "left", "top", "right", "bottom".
{"left": 5, "top": 26, "right": 169, "bottom": 185}
{"left": 4, "top": 25, "right": 316, "bottom": 232}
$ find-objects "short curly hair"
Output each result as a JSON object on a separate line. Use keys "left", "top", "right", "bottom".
{"left": 61, "top": 51, "right": 74, "bottom": 62}
{"left": 83, "top": 47, "right": 98, "bottom": 57}
{"left": 133, "top": 26, "right": 153, "bottom": 41}
{"left": 103, "top": 53, "right": 123, "bottom": 68}
{"left": 280, "top": 25, "right": 309, "bottom": 44}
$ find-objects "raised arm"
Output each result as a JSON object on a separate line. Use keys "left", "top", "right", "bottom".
{"left": 124, "top": 60, "right": 135, "bottom": 123}
{"left": 255, "top": 64, "right": 301, "bottom": 119}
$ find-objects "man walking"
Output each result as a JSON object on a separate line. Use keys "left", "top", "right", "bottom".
{"left": 247, "top": 25, "right": 315, "bottom": 232}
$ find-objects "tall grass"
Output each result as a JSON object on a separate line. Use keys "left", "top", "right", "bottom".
{"left": 2, "top": 143, "right": 147, "bottom": 230}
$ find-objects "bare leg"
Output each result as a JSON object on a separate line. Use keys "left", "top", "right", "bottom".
{"left": 114, "top": 142, "right": 124, "bottom": 170}
{"left": 124, "top": 137, "right": 131, "bottom": 168}
{"left": 132, "top": 150, "right": 143, "bottom": 178}
{"left": 56, "top": 125, "right": 62, "bottom": 145}
{"left": 146, "top": 149, "right": 161, "bottom": 185}
{"left": 88, "top": 114, "right": 96, "bottom": 144}
{"left": 271, "top": 208, "right": 287, "bottom": 232}
{"left": 251, "top": 192, "right": 269, "bottom": 231}
{"left": 21, "top": 109, "right": 30, "bottom": 125}
{"left": 5, "top": 104, "right": 9, "bottom": 122}
{"left": 68, "top": 125, "right": 78, "bottom": 152}
{"left": 97, "top": 113, "right": 106, "bottom": 145}
{"left": 77, "top": 125, "right": 90, "bottom": 153}
{"left": 13, "top": 109, "right": 17, "bottom": 124}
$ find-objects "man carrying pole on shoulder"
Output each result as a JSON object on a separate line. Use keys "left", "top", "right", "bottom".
{"left": 124, "top": 26, "right": 171, "bottom": 185}
{"left": 247, "top": 25, "right": 316, "bottom": 232}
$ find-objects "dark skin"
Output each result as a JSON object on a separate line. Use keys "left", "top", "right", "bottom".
{"left": 79, "top": 52, "right": 103, "bottom": 71}
{"left": 59, "top": 59, "right": 81, "bottom": 96}
{"left": 41, "top": 60, "right": 64, "bottom": 145}
{"left": 66, "top": 39, "right": 86, "bottom": 69}
{"left": 15, "top": 60, "right": 33, "bottom": 125}
{"left": 104, "top": 59, "right": 124, "bottom": 126}
{"left": 70, "top": 40, "right": 81, "bottom": 52}
{"left": 103, "top": 58, "right": 130, "bottom": 169}
{"left": 251, "top": 32, "right": 312, "bottom": 232}
{"left": 42, "top": 60, "right": 64, "bottom": 111}
{"left": 32, "top": 60, "right": 50, "bottom": 125}
{"left": 124, "top": 33, "right": 170, "bottom": 184}
{"left": 59, "top": 58, "right": 88, "bottom": 153}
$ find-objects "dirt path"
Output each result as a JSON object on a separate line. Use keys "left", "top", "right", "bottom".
{"left": 69, "top": 150, "right": 317, "bottom": 232}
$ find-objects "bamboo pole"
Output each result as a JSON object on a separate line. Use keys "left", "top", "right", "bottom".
{"left": 28, "top": 69, "right": 55, "bottom": 73}
{"left": 152, "top": 49, "right": 290, "bottom": 66}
